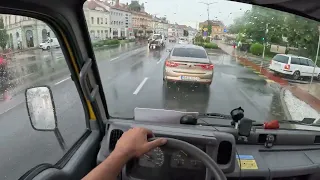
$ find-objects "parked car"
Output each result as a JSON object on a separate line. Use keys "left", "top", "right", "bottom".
{"left": 163, "top": 44, "right": 214, "bottom": 86}
{"left": 269, "top": 54, "right": 320, "bottom": 80}
{"left": 39, "top": 38, "right": 60, "bottom": 50}
{"left": 168, "top": 36, "right": 176, "bottom": 43}
{"left": 128, "top": 36, "right": 135, "bottom": 40}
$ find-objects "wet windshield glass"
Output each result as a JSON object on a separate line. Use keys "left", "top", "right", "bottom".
{"left": 82, "top": 1, "right": 320, "bottom": 126}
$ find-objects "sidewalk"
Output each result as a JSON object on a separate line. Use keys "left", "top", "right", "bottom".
{"left": 218, "top": 42, "right": 320, "bottom": 113}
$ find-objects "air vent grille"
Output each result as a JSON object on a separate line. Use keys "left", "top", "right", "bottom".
{"left": 314, "top": 136, "right": 320, "bottom": 144}
{"left": 109, "top": 129, "right": 123, "bottom": 150}
{"left": 217, "top": 141, "right": 232, "bottom": 165}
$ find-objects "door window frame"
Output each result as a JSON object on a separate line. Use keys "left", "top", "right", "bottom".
{"left": 0, "top": 7, "right": 97, "bottom": 178}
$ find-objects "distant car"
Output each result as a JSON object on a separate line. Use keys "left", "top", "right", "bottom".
{"left": 149, "top": 34, "right": 166, "bottom": 49}
{"left": 128, "top": 36, "right": 135, "bottom": 40}
{"left": 163, "top": 44, "right": 214, "bottom": 86}
{"left": 269, "top": 54, "right": 320, "bottom": 80}
{"left": 39, "top": 38, "right": 60, "bottom": 50}
{"left": 178, "top": 37, "right": 189, "bottom": 44}
{"left": 168, "top": 36, "right": 176, "bottom": 43}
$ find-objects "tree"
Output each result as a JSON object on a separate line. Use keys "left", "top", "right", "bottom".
{"left": 183, "top": 30, "right": 189, "bottom": 37}
{"left": 0, "top": 18, "right": 8, "bottom": 50}
{"left": 228, "top": 5, "right": 320, "bottom": 58}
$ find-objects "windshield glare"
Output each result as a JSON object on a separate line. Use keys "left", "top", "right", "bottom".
{"left": 81, "top": 0, "right": 320, "bottom": 126}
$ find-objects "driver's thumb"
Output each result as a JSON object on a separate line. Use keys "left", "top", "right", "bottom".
{"left": 146, "top": 138, "right": 167, "bottom": 150}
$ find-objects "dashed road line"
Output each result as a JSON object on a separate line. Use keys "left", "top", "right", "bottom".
{"left": 157, "top": 59, "right": 163, "bottom": 64}
{"left": 55, "top": 77, "right": 71, "bottom": 85}
{"left": 110, "top": 56, "right": 120, "bottom": 61}
{"left": 133, "top": 77, "right": 148, "bottom": 95}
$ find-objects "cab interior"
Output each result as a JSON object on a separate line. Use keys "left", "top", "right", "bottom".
{"left": 2, "top": 0, "right": 320, "bottom": 180}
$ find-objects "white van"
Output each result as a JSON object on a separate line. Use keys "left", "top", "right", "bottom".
{"left": 39, "top": 38, "right": 60, "bottom": 50}
{"left": 269, "top": 54, "right": 320, "bottom": 80}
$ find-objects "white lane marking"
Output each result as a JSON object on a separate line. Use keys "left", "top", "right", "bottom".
{"left": 157, "top": 59, "right": 163, "bottom": 64}
{"left": 110, "top": 56, "right": 120, "bottom": 61}
{"left": 55, "top": 77, "right": 71, "bottom": 85}
{"left": 133, "top": 77, "right": 148, "bottom": 95}
{"left": 0, "top": 101, "right": 24, "bottom": 115}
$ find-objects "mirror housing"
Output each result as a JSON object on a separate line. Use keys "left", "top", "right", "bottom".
{"left": 25, "top": 86, "right": 57, "bottom": 131}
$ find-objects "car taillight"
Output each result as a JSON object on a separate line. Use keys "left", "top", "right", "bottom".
{"left": 165, "top": 61, "right": 179, "bottom": 67}
{"left": 284, "top": 64, "right": 290, "bottom": 70}
{"left": 195, "top": 64, "right": 214, "bottom": 70}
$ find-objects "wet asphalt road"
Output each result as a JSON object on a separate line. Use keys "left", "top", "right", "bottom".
{"left": 0, "top": 42, "right": 285, "bottom": 180}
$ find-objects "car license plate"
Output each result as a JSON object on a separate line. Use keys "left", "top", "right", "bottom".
{"left": 181, "top": 76, "right": 199, "bottom": 81}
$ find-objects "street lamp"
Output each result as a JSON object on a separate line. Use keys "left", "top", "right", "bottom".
{"left": 309, "top": 25, "right": 320, "bottom": 91}
{"left": 199, "top": 1, "right": 217, "bottom": 22}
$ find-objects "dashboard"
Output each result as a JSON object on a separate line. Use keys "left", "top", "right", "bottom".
{"left": 97, "top": 119, "right": 320, "bottom": 180}
{"left": 126, "top": 146, "right": 206, "bottom": 180}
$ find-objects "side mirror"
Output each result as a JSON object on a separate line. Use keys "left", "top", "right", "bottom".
{"left": 25, "top": 86, "right": 66, "bottom": 150}
{"left": 166, "top": 49, "right": 172, "bottom": 52}
{"left": 25, "top": 86, "right": 57, "bottom": 131}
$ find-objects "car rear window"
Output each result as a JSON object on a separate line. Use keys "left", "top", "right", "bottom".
{"left": 273, "top": 55, "right": 289, "bottom": 63}
{"left": 172, "top": 48, "right": 207, "bottom": 58}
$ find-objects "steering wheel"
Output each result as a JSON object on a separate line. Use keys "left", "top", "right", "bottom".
{"left": 150, "top": 138, "right": 227, "bottom": 180}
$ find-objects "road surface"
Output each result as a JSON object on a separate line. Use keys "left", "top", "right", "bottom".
{"left": 0, "top": 42, "right": 286, "bottom": 180}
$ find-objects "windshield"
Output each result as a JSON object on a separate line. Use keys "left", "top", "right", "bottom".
{"left": 82, "top": 1, "right": 320, "bottom": 127}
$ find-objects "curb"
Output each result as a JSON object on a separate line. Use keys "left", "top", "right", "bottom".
{"left": 280, "top": 87, "right": 292, "bottom": 120}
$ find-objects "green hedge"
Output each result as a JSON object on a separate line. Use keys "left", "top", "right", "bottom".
{"left": 203, "top": 43, "right": 218, "bottom": 49}
{"left": 92, "top": 39, "right": 120, "bottom": 47}
{"left": 250, "top": 43, "right": 264, "bottom": 56}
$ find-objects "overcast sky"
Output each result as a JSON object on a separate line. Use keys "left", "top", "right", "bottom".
{"left": 121, "top": 0, "right": 252, "bottom": 28}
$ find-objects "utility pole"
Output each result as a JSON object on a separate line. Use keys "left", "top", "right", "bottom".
{"left": 261, "top": 23, "right": 268, "bottom": 73}
{"left": 309, "top": 25, "right": 320, "bottom": 91}
{"left": 199, "top": 2, "right": 216, "bottom": 22}
{"left": 199, "top": 1, "right": 216, "bottom": 38}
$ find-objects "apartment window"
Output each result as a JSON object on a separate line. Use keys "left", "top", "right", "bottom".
{"left": 97, "top": 17, "right": 99, "bottom": 24}
{"left": 91, "top": 17, "right": 94, "bottom": 24}
{"left": 105, "top": 18, "right": 107, "bottom": 24}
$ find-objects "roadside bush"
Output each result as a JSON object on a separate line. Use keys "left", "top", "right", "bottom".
{"left": 203, "top": 43, "right": 218, "bottom": 49}
{"left": 194, "top": 35, "right": 204, "bottom": 43}
{"left": 205, "top": 37, "right": 210, "bottom": 43}
{"left": 104, "top": 39, "right": 120, "bottom": 45}
{"left": 250, "top": 43, "right": 264, "bottom": 56}
{"left": 194, "top": 42, "right": 204, "bottom": 47}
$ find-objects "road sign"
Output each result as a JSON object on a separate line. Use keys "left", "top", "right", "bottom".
{"left": 270, "top": 44, "right": 286, "bottom": 54}
{"left": 224, "top": 29, "right": 227, "bottom": 33}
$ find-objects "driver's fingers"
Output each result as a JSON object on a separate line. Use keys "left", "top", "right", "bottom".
{"left": 144, "top": 138, "right": 167, "bottom": 151}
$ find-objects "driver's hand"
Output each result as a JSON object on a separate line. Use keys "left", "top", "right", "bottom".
{"left": 115, "top": 127, "right": 167, "bottom": 159}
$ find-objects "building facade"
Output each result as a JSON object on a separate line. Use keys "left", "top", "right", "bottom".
{"left": 131, "top": 11, "right": 152, "bottom": 36}
{"left": 2, "top": 15, "right": 55, "bottom": 50}
{"left": 199, "top": 20, "right": 225, "bottom": 39}
{"left": 84, "top": 1, "right": 110, "bottom": 42}
{"left": 152, "top": 17, "right": 168, "bottom": 36}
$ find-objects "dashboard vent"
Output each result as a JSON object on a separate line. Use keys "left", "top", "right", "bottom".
{"left": 109, "top": 129, "right": 123, "bottom": 151}
{"left": 314, "top": 136, "right": 320, "bottom": 144}
{"left": 217, "top": 141, "right": 232, "bottom": 165}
